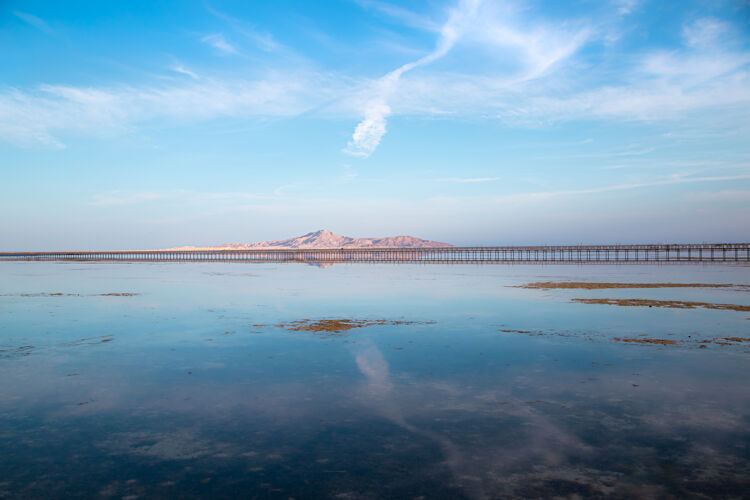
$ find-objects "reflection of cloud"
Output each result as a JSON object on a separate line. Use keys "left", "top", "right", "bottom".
{"left": 355, "top": 341, "right": 408, "bottom": 429}
{"left": 100, "top": 430, "right": 230, "bottom": 460}
{"left": 355, "top": 341, "right": 394, "bottom": 396}
{"left": 353, "top": 341, "right": 475, "bottom": 495}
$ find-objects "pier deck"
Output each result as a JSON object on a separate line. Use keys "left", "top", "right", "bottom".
{"left": 1, "top": 244, "right": 749, "bottom": 264}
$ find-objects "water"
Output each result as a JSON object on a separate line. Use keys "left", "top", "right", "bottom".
{"left": 1, "top": 262, "right": 749, "bottom": 498}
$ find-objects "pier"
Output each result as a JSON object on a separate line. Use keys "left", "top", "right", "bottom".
{"left": 1, "top": 243, "right": 749, "bottom": 264}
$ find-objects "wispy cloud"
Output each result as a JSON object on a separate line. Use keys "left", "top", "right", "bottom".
{"left": 344, "top": 0, "right": 593, "bottom": 157}
{"left": 540, "top": 146, "right": 656, "bottom": 160}
{"left": 0, "top": 74, "right": 342, "bottom": 147}
{"left": 683, "top": 17, "right": 731, "bottom": 48}
{"left": 205, "top": 5, "right": 281, "bottom": 53}
{"left": 355, "top": 0, "right": 441, "bottom": 32}
{"left": 687, "top": 190, "right": 750, "bottom": 202}
{"left": 437, "top": 177, "right": 499, "bottom": 183}
{"left": 613, "top": 0, "right": 639, "bottom": 15}
{"left": 272, "top": 184, "right": 300, "bottom": 197}
{"left": 89, "top": 191, "right": 173, "bottom": 207}
{"left": 88, "top": 190, "right": 267, "bottom": 207}
{"left": 3, "top": 3, "right": 750, "bottom": 156}
{"left": 90, "top": 173, "right": 750, "bottom": 211}
{"left": 170, "top": 64, "right": 199, "bottom": 80}
{"left": 344, "top": 0, "right": 482, "bottom": 157}
{"left": 469, "top": 3, "right": 591, "bottom": 82}
{"left": 13, "top": 11, "right": 53, "bottom": 34}
{"left": 201, "top": 33, "right": 237, "bottom": 54}
{"left": 491, "top": 174, "right": 750, "bottom": 203}
{"left": 338, "top": 165, "right": 359, "bottom": 183}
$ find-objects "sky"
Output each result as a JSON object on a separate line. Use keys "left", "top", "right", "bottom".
{"left": 2, "top": 0, "right": 750, "bottom": 250}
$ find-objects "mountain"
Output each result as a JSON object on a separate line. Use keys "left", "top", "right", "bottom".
{"left": 170, "top": 230, "right": 453, "bottom": 250}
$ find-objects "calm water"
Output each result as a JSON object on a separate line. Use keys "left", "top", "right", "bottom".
{"left": 1, "top": 262, "right": 749, "bottom": 499}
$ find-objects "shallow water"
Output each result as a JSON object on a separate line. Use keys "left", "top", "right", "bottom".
{"left": 1, "top": 262, "right": 749, "bottom": 499}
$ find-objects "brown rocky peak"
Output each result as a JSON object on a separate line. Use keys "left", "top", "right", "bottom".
{"left": 169, "top": 230, "right": 453, "bottom": 250}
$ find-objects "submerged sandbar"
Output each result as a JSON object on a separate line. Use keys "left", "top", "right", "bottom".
{"left": 572, "top": 298, "right": 750, "bottom": 311}
{"left": 520, "top": 282, "right": 745, "bottom": 290}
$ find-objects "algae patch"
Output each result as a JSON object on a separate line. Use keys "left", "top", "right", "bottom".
{"left": 0, "top": 345, "right": 35, "bottom": 359}
{"left": 4, "top": 292, "right": 139, "bottom": 297}
{"left": 614, "top": 336, "right": 748, "bottom": 347}
{"left": 15, "top": 292, "right": 80, "bottom": 297}
{"left": 572, "top": 298, "right": 750, "bottom": 312}
{"left": 495, "top": 328, "right": 748, "bottom": 349}
{"left": 273, "top": 318, "right": 432, "bottom": 335}
{"left": 70, "top": 335, "right": 115, "bottom": 346}
{"left": 613, "top": 337, "right": 677, "bottom": 345}
{"left": 519, "top": 282, "right": 744, "bottom": 290}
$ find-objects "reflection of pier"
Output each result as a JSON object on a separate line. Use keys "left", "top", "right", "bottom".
{"left": 1, "top": 244, "right": 749, "bottom": 264}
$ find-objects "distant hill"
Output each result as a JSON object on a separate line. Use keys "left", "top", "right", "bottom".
{"left": 169, "top": 229, "right": 453, "bottom": 250}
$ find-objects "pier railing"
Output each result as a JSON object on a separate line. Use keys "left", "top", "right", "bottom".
{"left": 1, "top": 244, "right": 749, "bottom": 264}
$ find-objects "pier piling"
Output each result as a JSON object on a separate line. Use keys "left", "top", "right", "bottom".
{"left": 1, "top": 244, "right": 748, "bottom": 264}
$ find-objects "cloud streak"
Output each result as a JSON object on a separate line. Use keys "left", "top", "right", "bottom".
{"left": 201, "top": 33, "right": 237, "bottom": 54}
{"left": 2, "top": 3, "right": 749, "bottom": 154}
{"left": 491, "top": 174, "right": 750, "bottom": 204}
{"left": 171, "top": 64, "right": 199, "bottom": 80}
{"left": 0, "top": 74, "right": 342, "bottom": 147}
{"left": 344, "top": 0, "right": 481, "bottom": 157}
{"left": 88, "top": 189, "right": 275, "bottom": 207}
{"left": 13, "top": 11, "right": 53, "bottom": 34}
{"left": 437, "top": 177, "right": 499, "bottom": 183}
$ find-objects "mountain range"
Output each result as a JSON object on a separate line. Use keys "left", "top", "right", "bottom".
{"left": 169, "top": 230, "right": 453, "bottom": 250}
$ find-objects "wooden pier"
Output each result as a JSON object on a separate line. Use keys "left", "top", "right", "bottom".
{"left": 1, "top": 244, "right": 749, "bottom": 264}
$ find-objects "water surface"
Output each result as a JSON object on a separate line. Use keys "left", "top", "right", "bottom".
{"left": 1, "top": 262, "right": 749, "bottom": 498}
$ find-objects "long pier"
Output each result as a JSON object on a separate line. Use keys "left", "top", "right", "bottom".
{"left": 1, "top": 244, "right": 749, "bottom": 264}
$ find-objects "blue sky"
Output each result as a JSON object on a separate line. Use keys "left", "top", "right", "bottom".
{"left": 2, "top": 0, "right": 749, "bottom": 250}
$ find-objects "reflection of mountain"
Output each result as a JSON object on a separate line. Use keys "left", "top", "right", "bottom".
{"left": 170, "top": 229, "right": 453, "bottom": 250}
{"left": 306, "top": 262, "right": 334, "bottom": 269}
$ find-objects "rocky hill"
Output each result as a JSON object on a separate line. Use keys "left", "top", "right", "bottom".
{"left": 170, "top": 229, "right": 453, "bottom": 249}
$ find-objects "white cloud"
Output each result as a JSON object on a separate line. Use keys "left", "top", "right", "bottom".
{"left": 687, "top": 190, "right": 750, "bottom": 202}
{"left": 88, "top": 190, "right": 266, "bottom": 207}
{"left": 272, "top": 184, "right": 300, "bottom": 197}
{"left": 468, "top": 3, "right": 591, "bottom": 82}
{"left": 171, "top": 64, "right": 199, "bottom": 80}
{"left": 201, "top": 33, "right": 237, "bottom": 54}
{"left": 344, "top": 0, "right": 482, "bottom": 157}
{"left": 437, "top": 177, "right": 499, "bottom": 183}
{"left": 345, "top": 102, "right": 390, "bottom": 157}
{"left": 0, "top": 74, "right": 342, "bottom": 147}
{"left": 205, "top": 5, "right": 281, "bottom": 53}
{"left": 613, "top": 0, "right": 638, "bottom": 15}
{"left": 683, "top": 17, "right": 731, "bottom": 48}
{"left": 3, "top": 3, "right": 750, "bottom": 153}
{"left": 490, "top": 174, "right": 750, "bottom": 203}
{"left": 88, "top": 174, "right": 750, "bottom": 211}
{"left": 13, "top": 11, "right": 53, "bottom": 34}
{"left": 642, "top": 51, "right": 749, "bottom": 85}
{"left": 354, "top": 0, "right": 441, "bottom": 32}
{"left": 89, "top": 191, "right": 171, "bottom": 207}
{"left": 343, "top": 0, "right": 593, "bottom": 156}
